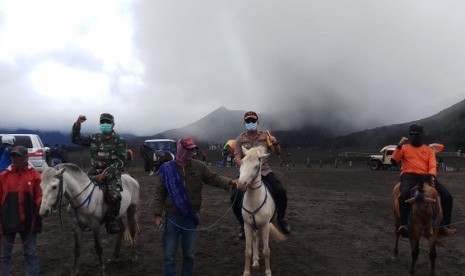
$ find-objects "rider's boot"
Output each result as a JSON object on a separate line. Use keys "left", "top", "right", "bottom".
{"left": 106, "top": 220, "right": 120, "bottom": 235}
{"left": 439, "top": 226, "right": 457, "bottom": 236}
{"left": 399, "top": 199, "right": 410, "bottom": 238}
{"left": 105, "top": 201, "right": 121, "bottom": 234}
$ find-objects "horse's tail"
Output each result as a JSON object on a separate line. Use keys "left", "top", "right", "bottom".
{"left": 123, "top": 203, "right": 140, "bottom": 246}
{"left": 269, "top": 223, "right": 287, "bottom": 242}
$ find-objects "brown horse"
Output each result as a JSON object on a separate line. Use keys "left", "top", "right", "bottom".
{"left": 393, "top": 181, "right": 442, "bottom": 275}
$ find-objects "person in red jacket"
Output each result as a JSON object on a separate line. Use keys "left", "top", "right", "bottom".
{"left": 391, "top": 124, "right": 456, "bottom": 237}
{"left": 0, "top": 146, "right": 42, "bottom": 276}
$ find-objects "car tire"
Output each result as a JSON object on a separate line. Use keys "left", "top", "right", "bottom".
{"left": 370, "top": 160, "right": 381, "bottom": 170}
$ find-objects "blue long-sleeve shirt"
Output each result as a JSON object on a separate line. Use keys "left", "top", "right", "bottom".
{"left": 0, "top": 144, "right": 13, "bottom": 173}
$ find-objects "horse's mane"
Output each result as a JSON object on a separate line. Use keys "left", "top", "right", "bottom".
{"left": 41, "top": 163, "right": 85, "bottom": 183}
{"left": 243, "top": 146, "right": 266, "bottom": 161}
{"left": 56, "top": 163, "right": 83, "bottom": 173}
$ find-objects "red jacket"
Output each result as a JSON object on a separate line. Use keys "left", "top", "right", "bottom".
{"left": 0, "top": 164, "right": 42, "bottom": 233}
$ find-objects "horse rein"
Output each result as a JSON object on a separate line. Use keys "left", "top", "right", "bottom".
{"left": 51, "top": 166, "right": 111, "bottom": 211}
{"left": 51, "top": 169, "right": 94, "bottom": 228}
{"left": 242, "top": 182, "right": 268, "bottom": 230}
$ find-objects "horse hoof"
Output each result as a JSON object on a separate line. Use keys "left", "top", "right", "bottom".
{"left": 252, "top": 263, "right": 259, "bottom": 269}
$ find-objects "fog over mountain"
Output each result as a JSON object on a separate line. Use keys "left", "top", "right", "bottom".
{"left": 2, "top": 2, "right": 465, "bottom": 136}
{"left": 2, "top": 97, "right": 465, "bottom": 152}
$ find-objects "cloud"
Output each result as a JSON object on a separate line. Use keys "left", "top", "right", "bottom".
{"left": 1, "top": 1, "right": 465, "bottom": 136}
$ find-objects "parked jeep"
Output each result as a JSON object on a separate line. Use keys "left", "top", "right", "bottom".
{"left": 369, "top": 145, "right": 401, "bottom": 170}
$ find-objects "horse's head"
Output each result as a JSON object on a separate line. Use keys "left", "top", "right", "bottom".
{"left": 237, "top": 146, "right": 269, "bottom": 190}
{"left": 39, "top": 164, "right": 66, "bottom": 217}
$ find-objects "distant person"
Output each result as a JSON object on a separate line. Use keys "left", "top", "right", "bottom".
{"left": 50, "top": 144, "right": 64, "bottom": 166}
{"left": 125, "top": 146, "right": 134, "bottom": 172}
{"left": 0, "top": 146, "right": 42, "bottom": 275}
{"left": 152, "top": 137, "right": 237, "bottom": 276}
{"left": 71, "top": 113, "right": 127, "bottom": 234}
{"left": 231, "top": 111, "right": 291, "bottom": 240}
{"left": 0, "top": 135, "right": 16, "bottom": 172}
{"left": 391, "top": 124, "right": 456, "bottom": 237}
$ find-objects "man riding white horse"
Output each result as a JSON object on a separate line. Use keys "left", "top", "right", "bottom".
{"left": 71, "top": 113, "right": 127, "bottom": 234}
{"left": 231, "top": 111, "right": 291, "bottom": 239}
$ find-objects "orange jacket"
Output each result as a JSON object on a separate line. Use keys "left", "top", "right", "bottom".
{"left": 391, "top": 144, "right": 436, "bottom": 176}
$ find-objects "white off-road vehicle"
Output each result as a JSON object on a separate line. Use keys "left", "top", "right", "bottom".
{"left": 369, "top": 145, "right": 401, "bottom": 170}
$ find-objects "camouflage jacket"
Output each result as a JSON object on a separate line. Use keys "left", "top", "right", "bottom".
{"left": 71, "top": 123, "right": 126, "bottom": 187}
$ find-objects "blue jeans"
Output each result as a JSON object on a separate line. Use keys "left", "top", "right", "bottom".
{"left": 163, "top": 215, "right": 198, "bottom": 276}
{"left": 1, "top": 232, "right": 40, "bottom": 276}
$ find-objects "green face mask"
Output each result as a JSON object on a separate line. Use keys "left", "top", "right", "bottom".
{"left": 100, "top": 123, "right": 112, "bottom": 134}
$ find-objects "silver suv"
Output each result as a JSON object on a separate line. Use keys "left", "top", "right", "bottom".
{"left": 0, "top": 134, "right": 49, "bottom": 172}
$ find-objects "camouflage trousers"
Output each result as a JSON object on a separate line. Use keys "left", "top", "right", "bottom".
{"left": 104, "top": 180, "right": 122, "bottom": 223}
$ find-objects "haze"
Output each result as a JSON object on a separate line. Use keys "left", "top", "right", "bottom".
{"left": 1, "top": 1, "right": 464, "bottom": 135}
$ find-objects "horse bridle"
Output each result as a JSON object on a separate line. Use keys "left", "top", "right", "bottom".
{"left": 242, "top": 157, "right": 269, "bottom": 229}
{"left": 244, "top": 157, "right": 262, "bottom": 190}
{"left": 50, "top": 168, "right": 94, "bottom": 228}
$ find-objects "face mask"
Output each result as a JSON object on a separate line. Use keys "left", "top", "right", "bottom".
{"left": 409, "top": 134, "right": 423, "bottom": 147}
{"left": 245, "top": 122, "right": 257, "bottom": 132}
{"left": 100, "top": 123, "right": 113, "bottom": 134}
{"left": 12, "top": 156, "right": 28, "bottom": 168}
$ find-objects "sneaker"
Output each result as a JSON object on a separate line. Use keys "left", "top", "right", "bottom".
{"left": 439, "top": 226, "right": 457, "bottom": 236}
{"left": 105, "top": 221, "right": 120, "bottom": 234}
{"left": 398, "top": 225, "right": 409, "bottom": 238}
{"left": 236, "top": 226, "right": 245, "bottom": 240}
{"left": 278, "top": 219, "right": 291, "bottom": 235}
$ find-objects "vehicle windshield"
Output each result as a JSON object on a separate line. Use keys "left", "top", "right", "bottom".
{"left": 144, "top": 140, "right": 176, "bottom": 155}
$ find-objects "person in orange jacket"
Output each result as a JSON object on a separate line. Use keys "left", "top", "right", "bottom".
{"left": 0, "top": 146, "right": 43, "bottom": 275}
{"left": 391, "top": 124, "right": 456, "bottom": 237}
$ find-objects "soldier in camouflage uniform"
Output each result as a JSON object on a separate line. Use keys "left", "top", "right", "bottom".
{"left": 71, "top": 113, "right": 127, "bottom": 234}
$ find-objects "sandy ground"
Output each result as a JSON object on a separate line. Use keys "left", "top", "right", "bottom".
{"left": 6, "top": 150, "right": 465, "bottom": 275}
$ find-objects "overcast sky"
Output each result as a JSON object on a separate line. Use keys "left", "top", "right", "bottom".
{"left": 1, "top": 0, "right": 465, "bottom": 135}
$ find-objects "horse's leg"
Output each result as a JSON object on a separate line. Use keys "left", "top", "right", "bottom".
{"left": 111, "top": 218, "right": 125, "bottom": 261}
{"left": 72, "top": 228, "right": 82, "bottom": 276}
{"left": 409, "top": 235, "right": 420, "bottom": 275}
{"left": 393, "top": 216, "right": 400, "bottom": 259}
{"left": 262, "top": 224, "right": 272, "bottom": 276}
{"left": 93, "top": 229, "right": 106, "bottom": 276}
{"left": 243, "top": 224, "right": 253, "bottom": 276}
{"left": 393, "top": 185, "right": 401, "bottom": 260}
{"left": 428, "top": 235, "right": 437, "bottom": 276}
{"left": 252, "top": 230, "right": 259, "bottom": 269}
{"left": 127, "top": 204, "right": 139, "bottom": 261}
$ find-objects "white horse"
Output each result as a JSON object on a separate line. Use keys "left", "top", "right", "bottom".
{"left": 39, "top": 163, "right": 140, "bottom": 276}
{"left": 237, "top": 146, "right": 286, "bottom": 276}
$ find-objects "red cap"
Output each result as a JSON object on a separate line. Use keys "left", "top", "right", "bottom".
{"left": 244, "top": 111, "right": 258, "bottom": 121}
{"left": 180, "top": 137, "right": 197, "bottom": 149}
